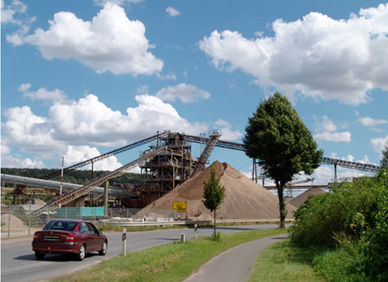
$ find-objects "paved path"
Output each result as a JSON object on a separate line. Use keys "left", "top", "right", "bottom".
{"left": 184, "top": 233, "right": 288, "bottom": 282}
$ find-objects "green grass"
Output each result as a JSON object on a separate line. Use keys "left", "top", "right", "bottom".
{"left": 54, "top": 228, "right": 287, "bottom": 282}
{"left": 248, "top": 238, "right": 325, "bottom": 282}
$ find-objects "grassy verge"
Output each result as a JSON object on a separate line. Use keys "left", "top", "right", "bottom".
{"left": 54, "top": 228, "right": 287, "bottom": 282}
{"left": 249, "top": 238, "right": 325, "bottom": 282}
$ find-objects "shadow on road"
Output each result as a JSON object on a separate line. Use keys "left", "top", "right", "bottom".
{"left": 14, "top": 253, "right": 98, "bottom": 262}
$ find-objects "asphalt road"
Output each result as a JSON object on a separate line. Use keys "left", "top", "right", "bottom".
{"left": 1, "top": 224, "right": 279, "bottom": 282}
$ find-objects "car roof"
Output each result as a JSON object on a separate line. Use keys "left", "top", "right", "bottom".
{"left": 48, "top": 219, "right": 91, "bottom": 223}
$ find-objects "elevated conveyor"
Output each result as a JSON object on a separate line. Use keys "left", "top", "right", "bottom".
{"left": 41, "top": 131, "right": 168, "bottom": 179}
{"left": 191, "top": 130, "right": 222, "bottom": 176}
{"left": 32, "top": 146, "right": 167, "bottom": 215}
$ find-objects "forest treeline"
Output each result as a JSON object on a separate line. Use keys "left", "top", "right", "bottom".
{"left": 1, "top": 168, "right": 141, "bottom": 187}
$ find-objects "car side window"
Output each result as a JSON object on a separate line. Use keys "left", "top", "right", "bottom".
{"left": 87, "top": 223, "right": 99, "bottom": 234}
{"left": 80, "top": 222, "right": 91, "bottom": 234}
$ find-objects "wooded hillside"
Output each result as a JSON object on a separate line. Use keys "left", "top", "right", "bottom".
{"left": 1, "top": 168, "right": 141, "bottom": 187}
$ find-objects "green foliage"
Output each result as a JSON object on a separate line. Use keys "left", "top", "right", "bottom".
{"left": 1, "top": 167, "right": 141, "bottom": 187}
{"left": 291, "top": 168, "right": 388, "bottom": 281}
{"left": 202, "top": 167, "right": 225, "bottom": 212}
{"left": 203, "top": 166, "right": 225, "bottom": 238}
{"left": 290, "top": 176, "right": 383, "bottom": 247}
{"left": 243, "top": 92, "right": 323, "bottom": 227}
{"left": 249, "top": 239, "right": 325, "bottom": 282}
{"left": 212, "top": 232, "right": 223, "bottom": 242}
{"left": 381, "top": 142, "right": 388, "bottom": 168}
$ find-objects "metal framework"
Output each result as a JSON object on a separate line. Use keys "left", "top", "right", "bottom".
{"left": 191, "top": 130, "right": 222, "bottom": 176}
{"left": 140, "top": 132, "right": 196, "bottom": 206}
{"left": 32, "top": 146, "right": 167, "bottom": 215}
{"left": 41, "top": 131, "right": 168, "bottom": 179}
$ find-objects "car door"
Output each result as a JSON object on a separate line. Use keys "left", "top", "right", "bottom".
{"left": 79, "top": 222, "right": 94, "bottom": 252}
{"left": 87, "top": 222, "right": 103, "bottom": 251}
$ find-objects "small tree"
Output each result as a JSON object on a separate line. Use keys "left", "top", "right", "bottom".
{"left": 381, "top": 142, "right": 388, "bottom": 168}
{"left": 203, "top": 166, "right": 225, "bottom": 238}
{"left": 243, "top": 92, "right": 323, "bottom": 228}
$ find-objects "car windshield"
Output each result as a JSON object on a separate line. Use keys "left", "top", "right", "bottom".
{"left": 43, "top": 221, "right": 77, "bottom": 231}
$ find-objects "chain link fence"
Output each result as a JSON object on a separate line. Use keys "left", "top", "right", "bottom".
{"left": 1, "top": 205, "right": 162, "bottom": 238}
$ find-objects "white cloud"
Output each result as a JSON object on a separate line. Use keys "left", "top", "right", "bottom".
{"left": 93, "top": 0, "right": 143, "bottom": 6}
{"left": 371, "top": 136, "right": 388, "bottom": 155}
{"left": 2, "top": 0, "right": 36, "bottom": 45}
{"left": 316, "top": 115, "right": 337, "bottom": 132}
{"left": 358, "top": 116, "right": 388, "bottom": 127}
{"left": 166, "top": 7, "right": 181, "bottom": 17}
{"left": 19, "top": 83, "right": 67, "bottom": 102}
{"left": 213, "top": 119, "right": 243, "bottom": 141}
{"left": 199, "top": 4, "right": 388, "bottom": 105}
{"left": 314, "top": 116, "right": 351, "bottom": 142}
{"left": 2, "top": 106, "right": 59, "bottom": 154}
{"left": 2, "top": 0, "right": 27, "bottom": 24}
{"left": 1, "top": 154, "right": 45, "bottom": 168}
{"left": 15, "top": 3, "right": 163, "bottom": 75}
{"left": 155, "top": 83, "right": 211, "bottom": 103}
{"left": 314, "top": 131, "right": 352, "bottom": 143}
{"left": 2, "top": 88, "right": 213, "bottom": 168}
{"left": 64, "top": 146, "right": 122, "bottom": 171}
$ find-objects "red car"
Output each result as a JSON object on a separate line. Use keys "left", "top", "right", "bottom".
{"left": 32, "top": 219, "right": 108, "bottom": 261}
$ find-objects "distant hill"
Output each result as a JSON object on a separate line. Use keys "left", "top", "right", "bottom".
{"left": 1, "top": 168, "right": 141, "bottom": 188}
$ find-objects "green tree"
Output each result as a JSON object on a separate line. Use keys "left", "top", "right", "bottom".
{"left": 381, "top": 142, "right": 388, "bottom": 168}
{"left": 243, "top": 92, "right": 323, "bottom": 228}
{"left": 203, "top": 166, "right": 225, "bottom": 238}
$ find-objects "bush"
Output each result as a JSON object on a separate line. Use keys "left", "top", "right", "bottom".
{"left": 290, "top": 175, "right": 384, "bottom": 247}
{"left": 291, "top": 168, "right": 388, "bottom": 281}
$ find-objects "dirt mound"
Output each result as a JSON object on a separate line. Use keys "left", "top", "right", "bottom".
{"left": 139, "top": 161, "right": 297, "bottom": 220}
{"left": 289, "top": 187, "right": 326, "bottom": 208}
{"left": 26, "top": 198, "right": 46, "bottom": 205}
{"left": 1, "top": 213, "right": 27, "bottom": 228}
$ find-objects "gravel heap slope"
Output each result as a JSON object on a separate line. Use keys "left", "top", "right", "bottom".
{"left": 139, "top": 161, "right": 297, "bottom": 220}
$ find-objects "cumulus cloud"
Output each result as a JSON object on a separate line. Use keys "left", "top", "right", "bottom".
{"left": 93, "top": 0, "right": 143, "bottom": 6}
{"left": 199, "top": 3, "right": 388, "bottom": 105}
{"left": 166, "top": 7, "right": 181, "bottom": 17}
{"left": 2, "top": 86, "right": 231, "bottom": 167}
{"left": 314, "top": 116, "right": 351, "bottom": 142}
{"left": 64, "top": 146, "right": 122, "bottom": 170}
{"left": 18, "top": 83, "right": 67, "bottom": 101}
{"left": 155, "top": 83, "right": 211, "bottom": 103}
{"left": 371, "top": 136, "right": 388, "bottom": 155}
{"left": 2, "top": 0, "right": 36, "bottom": 45}
{"left": 358, "top": 116, "right": 388, "bottom": 127}
{"left": 213, "top": 119, "right": 243, "bottom": 141}
{"left": 14, "top": 3, "right": 163, "bottom": 75}
{"left": 2, "top": 106, "right": 59, "bottom": 155}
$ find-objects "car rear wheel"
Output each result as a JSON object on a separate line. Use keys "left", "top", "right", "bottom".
{"left": 98, "top": 241, "right": 107, "bottom": 256}
{"left": 76, "top": 244, "right": 86, "bottom": 261}
{"left": 35, "top": 251, "right": 45, "bottom": 260}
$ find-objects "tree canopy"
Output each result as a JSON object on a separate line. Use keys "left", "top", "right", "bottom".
{"left": 203, "top": 166, "right": 225, "bottom": 237}
{"left": 243, "top": 92, "right": 323, "bottom": 227}
{"left": 381, "top": 142, "right": 388, "bottom": 168}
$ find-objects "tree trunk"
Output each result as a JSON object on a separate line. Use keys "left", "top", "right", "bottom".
{"left": 276, "top": 181, "right": 286, "bottom": 228}
{"left": 213, "top": 210, "right": 217, "bottom": 237}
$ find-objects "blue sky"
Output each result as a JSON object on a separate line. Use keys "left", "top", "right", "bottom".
{"left": 2, "top": 0, "right": 388, "bottom": 184}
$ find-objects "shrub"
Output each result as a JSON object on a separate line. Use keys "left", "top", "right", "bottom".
{"left": 290, "top": 175, "right": 384, "bottom": 247}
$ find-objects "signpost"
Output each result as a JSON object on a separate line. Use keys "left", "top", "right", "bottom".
{"left": 172, "top": 201, "right": 187, "bottom": 220}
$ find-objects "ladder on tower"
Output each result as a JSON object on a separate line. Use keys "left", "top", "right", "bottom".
{"left": 32, "top": 146, "right": 167, "bottom": 215}
{"left": 191, "top": 130, "right": 222, "bottom": 176}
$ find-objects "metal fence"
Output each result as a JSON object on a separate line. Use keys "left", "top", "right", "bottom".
{"left": 0, "top": 205, "right": 175, "bottom": 238}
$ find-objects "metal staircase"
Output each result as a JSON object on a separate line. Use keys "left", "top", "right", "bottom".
{"left": 191, "top": 130, "right": 222, "bottom": 176}
{"left": 32, "top": 146, "right": 167, "bottom": 215}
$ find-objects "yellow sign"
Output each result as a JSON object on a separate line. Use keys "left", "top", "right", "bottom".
{"left": 173, "top": 201, "right": 187, "bottom": 212}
